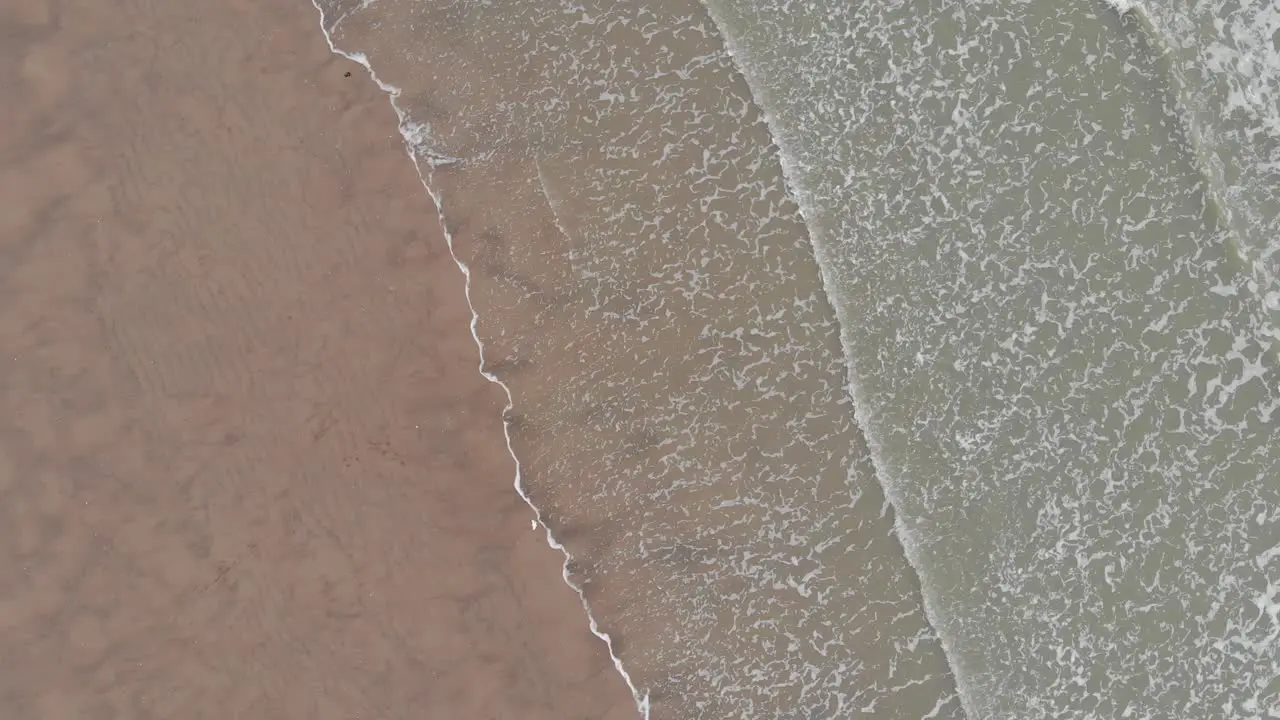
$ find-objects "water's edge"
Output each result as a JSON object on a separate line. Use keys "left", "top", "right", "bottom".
{"left": 308, "top": 3, "right": 652, "bottom": 717}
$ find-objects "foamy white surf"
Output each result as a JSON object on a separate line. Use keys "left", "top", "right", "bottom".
{"left": 701, "top": 0, "right": 1280, "bottom": 717}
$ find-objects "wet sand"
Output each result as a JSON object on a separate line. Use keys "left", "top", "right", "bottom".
{"left": 0, "top": 0, "right": 635, "bottom": 717}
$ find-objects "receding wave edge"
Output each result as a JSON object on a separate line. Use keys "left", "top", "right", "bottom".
{"left": 308, "top": 2, "right": 653, "bottom": 717}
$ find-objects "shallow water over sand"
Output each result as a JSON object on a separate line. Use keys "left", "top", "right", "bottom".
{"left": 315, "top": 0, "right": 1280, "bottom": 717}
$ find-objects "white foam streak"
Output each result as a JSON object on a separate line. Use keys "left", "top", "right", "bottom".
{"left": 309, "top": 3, "right": 650, "bottom": 717}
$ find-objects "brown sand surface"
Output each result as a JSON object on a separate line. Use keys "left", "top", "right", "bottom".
{"left": 0, "top": 0, "right": 636, "bottom": 718}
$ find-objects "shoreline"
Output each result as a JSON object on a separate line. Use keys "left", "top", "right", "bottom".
{"left": 308, "top": 5, "right": 651, "bottom": 715}
{"left": 0, "top": 0, "right": 636, "bottom": 717}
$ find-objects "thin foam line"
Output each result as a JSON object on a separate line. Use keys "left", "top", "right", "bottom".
{"left": 309, "top": 3, "right": 651, "bottom": 717}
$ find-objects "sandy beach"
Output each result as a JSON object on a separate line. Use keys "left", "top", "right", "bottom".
{"left": 0, "top": 0, "right": 635, "bottom": 717}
